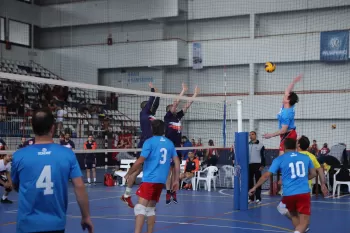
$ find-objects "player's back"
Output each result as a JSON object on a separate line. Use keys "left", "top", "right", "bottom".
{"left": 279, "top": 151, "right": 312, "bottom": 196}
{"left": 142, "top": 136, "right": 176, "bottom": 184}
{"left": 12, "top": 143, "right": 81, "bottom": 233}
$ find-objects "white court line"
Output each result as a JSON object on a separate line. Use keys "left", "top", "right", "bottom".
{"left": 219, "top": 189, "right": 233, "bottom": 197}
{"left": 325, "top": 194, "right": 350, "bottom": 199}
{"left": 67, "top": 215, "right": 289, "bottom": 232}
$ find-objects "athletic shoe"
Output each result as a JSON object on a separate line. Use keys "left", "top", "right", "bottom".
{"left": 166, "top": 193, "right": 171, "bottom": 205}
{"left": 172, "top": 191, "right": 178, "bottom": 204}
{"left": 248, "top": 200, "right": 254, "bottom": 204}
{"left": 85, "top": 182, "right": 91, "bottom": 186}
{"left": 255, "top": 199, "right": 261, "bottom": 204}
{"left": 1, "top": 198, "right": 13, "bottom": 204}
{"left": 121, "top": 195, "right": 134, "bottom": 208}
{"left": 183, "top": 184, "right": 189, "bottom": 189}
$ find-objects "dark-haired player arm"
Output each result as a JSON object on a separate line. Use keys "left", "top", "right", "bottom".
{"left": 125, "top": 156, "right": 146, "bottom": 180}
{"left": 10, "top": 154, "right": 20, "bottom": 192}
{"left": 182, "top": 86, "right": 200, "bottom": 113}
{"left": 70, "top": 153, "right": 94, "bottom": 233}
{"left": 308, "top": 167, "right": 317, "bottom": 180}
{"left": 284, "top": 74, "right": 302, "bottom": 100}
{"left": 172, "top": 155, "right": 181, "bottom": 191}
{"left": 149, "top": 83, "right": 160, "bottom": 115}
{"left": 170, "top": 83, "right": 188, "bottom": 113}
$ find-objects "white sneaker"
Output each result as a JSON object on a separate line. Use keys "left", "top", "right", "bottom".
{"left": 248, "top": 200, "right": 253, "bottom": 204}
{"left": 255, "top": 199, "right": 261, "bottom": 204}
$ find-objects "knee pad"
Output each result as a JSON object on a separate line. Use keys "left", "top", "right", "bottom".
{"left": 145, "top": 207, "right": 156, "bottom": 217}
{"left": 134, "top": 204, "right": 146, "bottom": 216}
{"left": 277, "top": 202, "right": 288, "bottom": 215}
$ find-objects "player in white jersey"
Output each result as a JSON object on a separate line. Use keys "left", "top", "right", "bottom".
{"left": 0, "top": 154, "right": 13, "bottom": 204}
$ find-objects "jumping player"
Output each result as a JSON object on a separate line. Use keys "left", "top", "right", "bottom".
{"left": 164, "top": 83, "right": 199, "bottom": 204}
{"left": 0, "top": 154, "right": 13, "bottom": 204}
{"left": 84, "top": 135, "right": 97, "bottom": 185}
{"left": 121, "top": 82, "right": 160, "bottom": 208}
{"left": 124, "top": 120, "right": 180, "bottom": 233}
{"left": 249, "top": 138, "right": 316, "bottom": 233}
{"left": 11, "top": 108, "right": 93, "bottom": 233}
{"left": 263, "top": 74, "right": 302, "bottom": 155}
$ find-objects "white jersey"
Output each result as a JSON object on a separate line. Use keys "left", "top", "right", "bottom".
{"left": 0, "top": 159, "right": 11, "bottom": 173}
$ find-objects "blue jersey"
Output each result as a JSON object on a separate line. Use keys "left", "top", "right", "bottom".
{"left": 277, "top": 105, "right": 296, "bottom": 130}
{"left": 11, "top": 143, "right": 82, "bottom": 233}
{"left": 141, "top": 136, "right": 177, "bottom": 184}
{"left": 164, "top": 110, "right": 184, "bottom": 147}
{"left": 139, "top": 88, "right": 160, "bottom": 147}
{"left": 269, "top": 151, "right": 314, "bottom": 196}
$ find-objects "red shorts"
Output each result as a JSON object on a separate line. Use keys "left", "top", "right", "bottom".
{"left": 279, "top": 129, "right": 297, "bottom": 151}
{"left": 282, "top": 193, "right": 311, "bottom": 215}
{"left": 136, "top": 182, "right": 164, "bottom": 202}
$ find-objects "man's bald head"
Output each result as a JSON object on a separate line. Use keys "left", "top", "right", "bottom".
{"left": 32, "top": 108, "right": 55, "bottom": 136}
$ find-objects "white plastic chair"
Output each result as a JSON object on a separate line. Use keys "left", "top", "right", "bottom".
{"left": 196, "top": 166, "right": 218, "bottom": 191}
{"left": 220, "top": 165, "right": 235, "bottom": 188}
{"left": 332, "top": 168, "right": 350, "bottom": 198}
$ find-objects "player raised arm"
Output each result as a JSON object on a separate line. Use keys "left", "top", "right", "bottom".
{"left": 283, "top": 74, "right": 302, "bottom": 104}
{"left": 169, "top": 83, "right": 188, "bottom": 113}
{"left": 149, "top": 82, "right": 160, "bottom": 115}
{"left": 183, "top": 86, "right": 200, "bottom": 113}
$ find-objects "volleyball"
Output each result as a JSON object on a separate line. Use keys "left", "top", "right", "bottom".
{"left": 332, "top": 124, "right": 336, "bottom": 129}
{"left": 265, "top": 62, "right": 276, "bottom": 73}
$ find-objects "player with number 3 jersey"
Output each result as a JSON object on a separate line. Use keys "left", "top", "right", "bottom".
{"left": 125, "top": 119, "right": 180, "bottom": 233}
{"left": 11, "top": 108, "right": 93, "bottom": 233}
{"left": 249, "top": 138, "right": 316, "bottom": 233}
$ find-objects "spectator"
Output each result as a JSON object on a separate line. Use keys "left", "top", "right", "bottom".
{"left": 56, "top": 106, "right": 66, "bottom": 135}
{"left": 191, "top": 138, "right": 196, "bottom": 146}
{"left": 180, "top": 152, "right": 199, "bottom": 190}
{"left": 206, "top": 139, "right": 219, "bottom": 166}
{"left": 61, "top": 133, "right": 75, "bottom": 150}
{"left": 84, "top": 135, "right": 97, "bottom": 186}
{"left": 181, "top": 136, "right": 193, "bottom": 160}
{"left": 319, "top": 143, "right": 330, "bottom": 157}
{"left": 309, "top": 140, "right": 319, "bottom": 156}
{"left": 17, "top": 137, "right": 26, "bottom": 149}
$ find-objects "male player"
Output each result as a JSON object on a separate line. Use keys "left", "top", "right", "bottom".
{"left": 164, "top": 83, "right": 199, "bottom": 204}
{"left": 60, "top": 132, "right": 75, "bottom": 149}
{"left": 11, "top": 108, "right": 93, "bottom": 233}
{"left": 121, "top": 82, "right": 160, "bottom": 208}
{"left": 124, "top": 120, "right": 180, "bottom": 233}
{"left": 263, "top": 74, "right": 302, "bottom": 155}
{"left": 84, "top": 135, "right": 97, "bottom": 185}
{"left": 0, "top": 154, "right": 13, "bottom": 204}
{"left": 249, "top": 138, "right": 316, "bottom": 233}
{"left": 275, "top": 135, "right": 328, "bottom": 232}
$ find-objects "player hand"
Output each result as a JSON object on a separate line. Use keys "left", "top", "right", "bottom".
{"left": 81, "top": 217, "right": 94, "bottom": 233}
{"left": 172, "top": 182, "right": 179, "bottom": 192}
{"left": 124, "top": 174, "right": 130, "bottom": 181}
{"left": 4, "top": 182, "right": 11, "bottom": 189}
{"left": 182, "top": 82, "right": 188, "bottom": 92}
{"left": 149, "top": 82, "right": 154, "bottom": 88}
{"left": 263, "top": 133, "right": 273, "bottom": 139}
{"left": 194, "top": 86, "right": 200, "bottom": 94}
{"left": 259, "top": 166, "right": 264, "bottom": 171}
{"left": 248, "top": 188, "right": 256, "bottom": 196}
{"left": 321, "top": 184, "right": 328, "bottom": 197}
{"left": 293, "top": 74, "right": 303, "bottom": 83}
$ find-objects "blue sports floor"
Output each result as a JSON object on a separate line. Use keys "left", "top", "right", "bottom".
{"left": 1, "top": 185, "right": 350, "bottom": 233}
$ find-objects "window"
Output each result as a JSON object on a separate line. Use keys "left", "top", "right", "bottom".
{"left": 9, "top": 19, "right": 31, "bottom": 47}
{"left": 0, "top": 17, "right": 4, "bottom": 41}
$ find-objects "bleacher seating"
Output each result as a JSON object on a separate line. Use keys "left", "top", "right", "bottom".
{"left": 0, "top": 59, "right": 139, "bottom": 140}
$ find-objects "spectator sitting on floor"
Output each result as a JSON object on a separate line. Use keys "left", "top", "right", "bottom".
{"left": 181, "top": 136, "right": 193, "bottom": 160}
{"left": 180, "top": 152, "right": 200, "bottom": 190}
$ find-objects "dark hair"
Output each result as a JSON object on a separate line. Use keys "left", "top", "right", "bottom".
{"left": 250, "top": 131, "right": 256, "bottom": 135}
{"left": 32, "top": 108, "right": 55, "bottom": 136}
{"left": 182, "top": 136, "right": 188, "bottom": 140}
{"left": 208, "top": 139, "right": 214, "bottom": 146}
{"left": 298, "top": 135, "right": 310, "bottom": 151}
{"left": 288, "top": 92, "right": 299, "bottom": 106}
{"left": 151, "top": 120, "right": 165, "bottom": 136}
{"left": 140, "top": 101, "right": 148, "bottom": 109}
{"left": 166, "top": 104, "right": 172, "bottom": 112}
{"left": 284, "top": 138, "right": 297, "bottom": 150}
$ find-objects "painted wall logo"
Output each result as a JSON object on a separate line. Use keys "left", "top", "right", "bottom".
{"left": 38, "top": 148, "right": 52, "bottom": 156}
{"left": 320, "top": 30, "right": 349, "bottom": 61}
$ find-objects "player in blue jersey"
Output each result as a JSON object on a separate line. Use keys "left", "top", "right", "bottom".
{"left": 125, "top": 119, "right": 180, "bottom": 233}
{"left": 11, "top": 108, "right": 93, "bottom": 233}
{"left": 164, "top": 83, "right": 199, "bottom": 204}
{"left": 121, "top": 82, "right": 160, "bottom": 208}
{"left": 263, "top": 74, "right": 302, "bottom": 155}
{"left": 249, "top": 138, "right": 316, "bottom": 233}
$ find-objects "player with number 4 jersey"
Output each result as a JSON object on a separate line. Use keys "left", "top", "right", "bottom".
{"left": 125, "top": 120, "right": 180, "bottom": 233}
{"left": 249, "top": 138, "right": 316, "bottom": 233}
{"left": 11, "top": 108, "right": 93, "bottom": 233}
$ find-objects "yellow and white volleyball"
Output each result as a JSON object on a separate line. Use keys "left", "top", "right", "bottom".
{"left": 331, "top": 124, "right": 336, "bottom": 129}
{"left": 264, "top": 62, "right": 276, "bottom": 73}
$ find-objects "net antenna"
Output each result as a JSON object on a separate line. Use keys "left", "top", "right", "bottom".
{"left": 237, "top": 99, "right": 243, "bottom": 133}
{"left": 223, "top": 65, "right": 227, "bottom": 147}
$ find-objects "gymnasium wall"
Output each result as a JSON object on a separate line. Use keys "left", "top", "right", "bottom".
{"left": 1, "top": 0, "right": 350, "bottom": 148}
